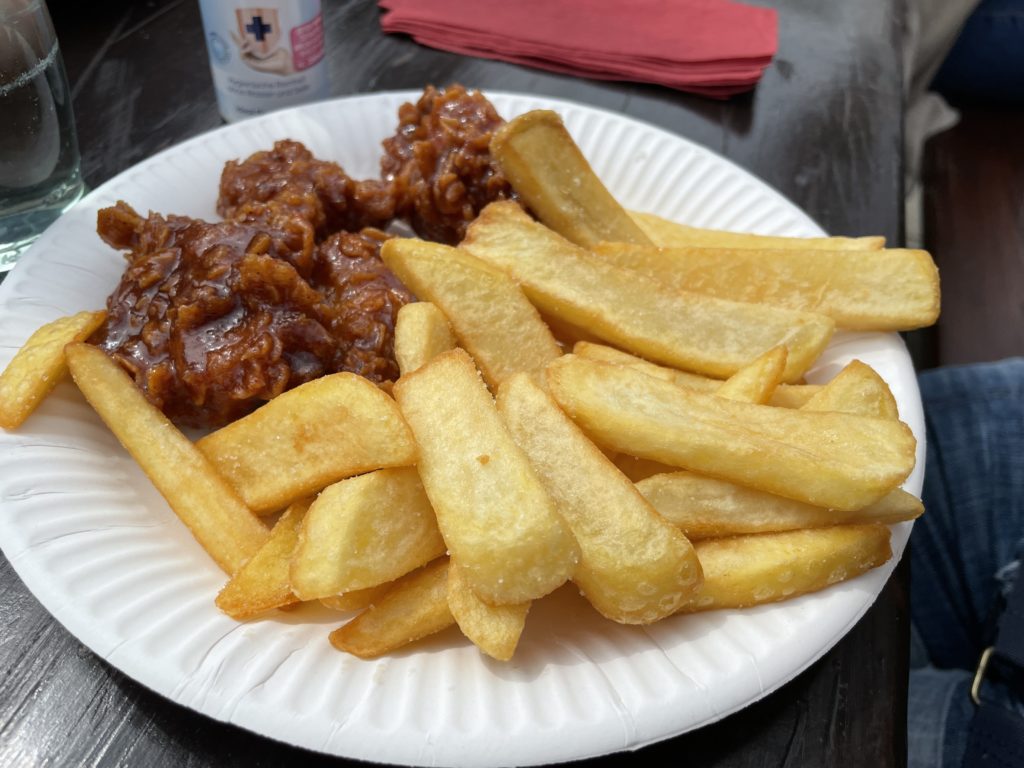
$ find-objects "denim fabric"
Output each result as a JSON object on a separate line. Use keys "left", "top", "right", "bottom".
{"left": 908, "top": 358, "right": 1024, "bottom": 768}
{"left": 909, "top": 667, "right": 975, "bottom": 768}
{"left": 932, "top": 0, "right": 1024, "bottom": 104}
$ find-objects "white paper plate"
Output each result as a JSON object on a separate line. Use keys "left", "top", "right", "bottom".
{"left": 0, "top": 92, "right": 924, "bottom": 767}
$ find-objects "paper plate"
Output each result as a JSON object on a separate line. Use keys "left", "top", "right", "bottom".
{"left": 0, "top": 91, "right": 923, "bottom": 767}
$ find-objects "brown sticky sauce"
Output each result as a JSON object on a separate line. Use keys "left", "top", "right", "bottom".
{"left": 92, "top": 203, "right": 412, "bottom": 428}
{"left": 90, "top": 85, "right": 517, "bottom": 429}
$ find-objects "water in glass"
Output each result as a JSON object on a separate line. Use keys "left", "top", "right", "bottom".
{"left": 0, "top": 0, "right": 84, "bottom": 273}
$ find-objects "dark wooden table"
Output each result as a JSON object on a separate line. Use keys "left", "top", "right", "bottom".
{"left": 1, "top": 1, "right": 908, "bottom": 765}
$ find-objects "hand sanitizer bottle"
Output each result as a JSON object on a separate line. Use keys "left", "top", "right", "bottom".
{"left": 198, "top": 0, "right": 330, "bottom": 122}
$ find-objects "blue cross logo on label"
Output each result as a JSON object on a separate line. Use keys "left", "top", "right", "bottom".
{"left": 245, "top": 15, "right": 273, "bottom": 41}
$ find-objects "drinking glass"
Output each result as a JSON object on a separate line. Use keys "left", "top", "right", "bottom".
{"left": 0, "top": 0, "right": 84, "bottom": 274}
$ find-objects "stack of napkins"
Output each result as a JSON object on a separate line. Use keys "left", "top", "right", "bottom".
{"left": 378, "top": 0, "right": 778, "bottom": 98}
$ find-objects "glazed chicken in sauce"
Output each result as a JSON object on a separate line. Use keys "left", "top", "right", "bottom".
{"left": 382, "top": 84, "right": 518, "bottom": 244}
{"left": 92, "top": 203, "right": 411, "bottom": 428}
{"left": 91, "top": 84, "right": 514, "bottom": 428}
{"left": 218, "top": 139, "right": 396, "bottom": 237}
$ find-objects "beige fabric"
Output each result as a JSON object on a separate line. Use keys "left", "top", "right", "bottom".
{"left": 902, "top": 0, "right": 980, "bottom": 246}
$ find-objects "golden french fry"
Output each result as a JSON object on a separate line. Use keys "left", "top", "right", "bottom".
{"left": 546, "top": 354, "right": 916, "bottom": 511}
{"left": 329, "top": 558, "right": 455, "bottom": 658}
{"left": 593, "top": 241, "right": 938, "bottom": 331}
{"left": 320, "top": 584, "right": 393, "bottom": 613}
{"left": 65, "top": 343, "right": 269, "bottom": 574}
{"left": 289, "top": 468, "right": 446, "bottom": 601}
{"left": 715, "top": 346, "right": 787, "bottom": 403}
{"left": 447, "top": 559, "right": 529, "bottom": 661}
{"left": 394, "top": 349, "right": 578, "bottom": 605}
{"left": 634, "top": 359, "right": 916, "bottom": 538}
{"left": 382, "top": 239, "right": 561, "bottom": 388}
{"left": 462, "top": 202, "right": 834, "bottom": 382}
{"left": 0, "top": 310, "right": 106, "bottom": 429}
{"left": 801, "top": 359, "right": 900, "bottom": 419}
{"left": 216, "top": 498, "right": 310, "bottom": 619}
{"left": 575, "top": 341, "right": 721, "bottom": 390}
{"left": 585, "top": 343, "right": 807, "bottom": 481}
{"left": 394, "top": 302, "right": 456, "bottom": 376}
{"left": 675, "top": 525, "right": 893, "bottom": 612}
{"left": 573, "top": 342, "right": 821, "bottom": 407}
{"left": 498, "top": 373, "right": 702, "bottom": 623}
{"left": 196, "top": 373, "right": 417, "bottom": 514}
{"left": 637, "top": 471, "right": 923, "bottom": 539}
{"left": 490, "top": 110, "right": 652, "bottom": 248}
{"left": 629, "top": 210, "right": 885, "bottom": 251}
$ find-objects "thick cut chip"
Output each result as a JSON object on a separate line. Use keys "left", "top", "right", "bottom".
{"left": 582, "top": 343, "right": 808, "bottom": 481}
{"left": 629, "top": 211, "right": 885, "bottom": 251}
{"left": 0, "top": 310, "right": 106, "bottom": 429}
{"left": 394, "top": 302, "right": 456, "bottom": 376}
{"left": 197, "top": 373, "right": 417, "bottom": 514}
{"left": 65, "top": 343, "right": 268, "bottom": 573}
{"left": 593, "top": 241, "right": 939, "bottom": 331}
{"left": 447, "top": 559, "right": 529, "bottom": 661}
{"left": 330, "top": 558, "right": 455, "bottom": 658}
{"left": 716, "top": 346, "right": 787, "bottom": 404}
{"left": 633, "top": 359, "right": 915, "bottom": 537}
{"left": 289, "top": 467, "right": 446, "bottom": 600}
{"left": 498, "top": 373, "right": 701, "bottom": 623}
{"left": 573, "top": 342, "right": 820, "bottom": 407}
{"left": 575, "top": 341, "right": 721, "bottom": 391}
{"left": 637, "top": 471, "right": 923, "bottom": 539}
{"left": 394, "top": 349, "right": 579, "bottom": 605}
{"left": 462, "top": 202, "right": 834, "bottom": 382}
{"left": 216, "top": 499, "right": 310, "bottom": 619}
{"left": 546, "top": 355, "right": 917, "bottom": 511}
{"left": 801, "top": 360, "right": 900, "bottom": 419}
{"left": 675, "top": 525, "right": 892, "bottom": 612}
{"left": 490, "top": 110, "right": 652, "bottom": 248}
{"left": 320, "top": 584, "right": 393, "bottom": 613}
{"left": 382, "top": 239, "right": 561, "bottom": 388}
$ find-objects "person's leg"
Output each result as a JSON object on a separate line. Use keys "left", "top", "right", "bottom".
{"left": 910, "top": 358, "right": 1024, "bottom": 669}
{"left": 908, "top": 666, "right": 974, "bottom": 768}
{"left": 908, "top": 358, "right": 1024, "bottom": 768}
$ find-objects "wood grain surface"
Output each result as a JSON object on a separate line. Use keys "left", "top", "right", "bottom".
{"left": 924, "top": 107, "right": 1024, "bottom": 366}
{"left": 1, "top": 1, "right": 908, "bottom": 765}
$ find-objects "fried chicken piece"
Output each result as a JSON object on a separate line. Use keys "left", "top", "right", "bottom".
{"left": 218, "top": 139, "right": 396, "bottom": 237}
{"left": 313, "top": 228, "right": 414, "bottom": 385}
{"left": 91, "top": 202, "right": 411, "bottom": 428}
{"left": 382, "top": 84, "right": 518, "bottom": 244}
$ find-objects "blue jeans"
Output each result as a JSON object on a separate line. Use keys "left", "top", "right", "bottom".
{"left": 932, "top": 0, "right": 1024, "bottom": 105}
{"left": 908, "top": 358, "right": 1024, "bottom": 767}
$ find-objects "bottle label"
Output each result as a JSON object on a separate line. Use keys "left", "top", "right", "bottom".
{"left": 198, "top": 0, "right": 330, "bottom": 122}
{"left": 290, "top": 13, "right": 325, "bottom": 72}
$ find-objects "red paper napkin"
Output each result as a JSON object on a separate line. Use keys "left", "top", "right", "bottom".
{"left": 378, "top": 0, "right": 778, "bottom": 98}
